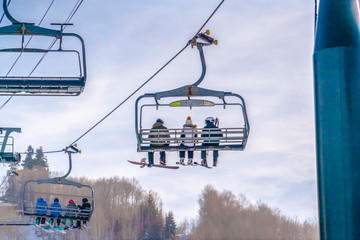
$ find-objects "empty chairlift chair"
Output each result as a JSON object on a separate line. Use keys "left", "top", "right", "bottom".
{"left": 0, "top": 0, "right": 87, "bottom": 96}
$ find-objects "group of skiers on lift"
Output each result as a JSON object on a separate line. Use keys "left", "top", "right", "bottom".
{"left": 147, "top": 116, "right": 223, "bottom": 167}
{"left": 35, "top": 197, "right": 91, "bottom": 230}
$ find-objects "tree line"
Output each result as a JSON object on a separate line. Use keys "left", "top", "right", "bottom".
{"left": 0, "top": 145, "right": 318, "bottom": 239}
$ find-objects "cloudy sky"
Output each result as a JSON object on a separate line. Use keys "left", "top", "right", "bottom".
{"left": 0, "top": 0, "right": 317, "bottom": 223}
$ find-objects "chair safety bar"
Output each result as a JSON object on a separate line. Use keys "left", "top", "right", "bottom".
{"left": 137, "top": 127, "right": 248, "bottom": 152}
{"left": 23, "top": 205, "right": 93, "bottom": 220}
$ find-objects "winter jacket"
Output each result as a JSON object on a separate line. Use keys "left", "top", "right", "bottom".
{"left": 65, "top": 202, "right": 78, "bottom": 218}
{"left": 35, "top": 198, "right": 48, "bottom": 215}
{"left": 78, "top": 202, "right": 91, "bottom": 218}
{"left": 149, "top": 122, "right": 170, "bottom": 146}
{"left": 50, "top": 201, "right": 62, "bottom": 217}
{"left": 180, "top": 123, "right": 197, "bottom": 147}
{"left": 201, "top": 122, "right": 223, "bottom": 145}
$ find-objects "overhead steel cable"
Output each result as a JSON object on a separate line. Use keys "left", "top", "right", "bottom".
{"left": 67, "top": 0, "right": 225, "bottom": 147}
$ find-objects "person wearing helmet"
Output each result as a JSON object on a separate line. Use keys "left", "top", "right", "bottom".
{"left": 179, "top": 116, "right": 198, "bottom": 165}
{"left": 201, "top": 116, "right": 223, "bottom": 167}
{"left": 148, "top": 118, "right": 170, "bottom": 166}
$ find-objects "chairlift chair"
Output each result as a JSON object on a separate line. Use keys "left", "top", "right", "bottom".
{"left": 0, "top": 127, "right": 21, "bottom": 163}
{"left": 0, "top": 0, "right": 87, "bottom": 96}
{"left": 22, "top": 146, "right": 94, "bottom": 223}
{"left": 135, "top": 31, "right": 250, "bottom": 153}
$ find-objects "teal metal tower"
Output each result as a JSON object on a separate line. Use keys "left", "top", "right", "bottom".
{"left": 313, "top": 0, "right": 360, "bottom": 239}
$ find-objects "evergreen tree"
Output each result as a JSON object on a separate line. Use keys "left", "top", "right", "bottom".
{"left": 165, "top": 211, "right": 177, "bottom": 240}
{"left": 21, "top": 146, "right": 35, "bottom": 170}
{"left": 140, "top": 192, "right": 164, "bottom": 240}
{"left": 34, "top": 147, "right": 48, "bottom": 170}
{"left": 21, "top": 146, "right": 48, "bottom": 170}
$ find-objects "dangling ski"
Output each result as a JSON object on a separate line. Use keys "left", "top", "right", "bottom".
{"left": 54, "top": 226, "right": 67, "bottom": 234}
{"left": 128, "top": 158, "right": 179, "bottom": 169}
{"left": 193, "top": 161, "right": 213, "bottom": 169}
{"left": 41, "top": 225, "right": 54, "bottom": 233}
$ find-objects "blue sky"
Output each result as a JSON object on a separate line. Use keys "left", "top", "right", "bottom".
{"left": 0, "top": 0, "right": 317, "bottom": 223}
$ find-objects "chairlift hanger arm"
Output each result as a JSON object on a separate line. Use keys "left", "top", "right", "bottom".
{"left": 3, "top": 0, "right": 20, "bottom": 24}
{"left": 193, "top": 43, "right": 207, "bottom": 87}
{"left": 0, "top": 127, "right": 21, "bottom": 153}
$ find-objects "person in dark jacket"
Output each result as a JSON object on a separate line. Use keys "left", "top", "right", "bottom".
{"left": 49, "top": 198, "right": 62, "bottom": 226}
{"left": 62, "top": 199, "right": 78, "bottom": 229}
{"left": 148, "top": 118, "right": 170, "bottom": 166}
{"left": 77, "top": 198, "right": 91, "bottom": 228}
{"left": 35, "top": 198, "right": 48, "bottom": 225}
{"left": 201, "top": 117, "right": 223, "bottom": 167}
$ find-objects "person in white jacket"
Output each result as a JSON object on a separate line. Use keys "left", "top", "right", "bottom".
{"left": 179, "top": 116, "right": 197, "bottom": 165}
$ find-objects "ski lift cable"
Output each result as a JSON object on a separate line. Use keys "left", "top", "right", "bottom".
{"left": 0, "top": 0, "right": 11, "bottom": 25}
{"left": 0, "top": 0, "right": 83, "bottom": 111}
{"left": 67, "top": 0, "right": 225, "bottom": 148}
{"left": 18, "top": 149, "right": 65, "bottom": 155}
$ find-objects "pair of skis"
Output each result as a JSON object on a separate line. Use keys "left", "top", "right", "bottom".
{"left": 128, "top": 158, "right": 179, "bottom": 169}
{"left": 176, "top": 161, "right": 213, "bottom": 169}
{"left": 36, "top": 224, "right": 67, "bottom": 234}
{"left": 36, "top": 222, "right": 89, "bottom": 233}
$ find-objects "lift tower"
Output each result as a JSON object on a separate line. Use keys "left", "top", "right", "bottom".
{"left": 313, "top": 0, "right": 360, "bottom": 239}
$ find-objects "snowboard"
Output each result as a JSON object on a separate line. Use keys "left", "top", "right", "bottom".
{"left": 128, "top": 158, "right": 179, "bottom": 169}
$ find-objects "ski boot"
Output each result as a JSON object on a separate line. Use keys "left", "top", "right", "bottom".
{"left": 179, "top": 158, "right": 185, "bottom": 165}
{"left": 201, "top": 159, "right": 208, "bottom": 167}
{"left": 213, "top": 159, "right": 218, "bottom": 167}
{"left": 187, "top": 158, "right": 193, "bottom": 165}
{"left": 160, "top": 159, "right": 166, "bottom": 166}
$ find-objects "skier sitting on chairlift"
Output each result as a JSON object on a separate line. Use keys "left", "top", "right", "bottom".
{"left": 148, "top": 118, "right": 170, "bottom": 166}
{"left": 62, "top": 199, "right": 78, "bottom": 229}
{"left": 201, "top": 116, "right": 223, "bottom": 167}
{"left": 77, "top": 198, "right": 91, "bottom": 229}
{"left": 49, "top": 198, "right": 63, "bottom": 227}
{"left": 179, "top": 116, "right": 197, "bottom": 165}
{"left": 35, "top": 198, "right": 48, "bottom": 225}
